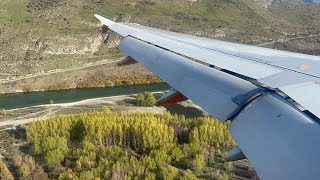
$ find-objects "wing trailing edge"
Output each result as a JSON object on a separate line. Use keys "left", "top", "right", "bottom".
{"left": 229, "top": 93, "right": 320, "bottom": 180}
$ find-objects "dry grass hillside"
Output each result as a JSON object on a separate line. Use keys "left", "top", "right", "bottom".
{"left": 0, "top": 0, "right": 319, "bottom": 93}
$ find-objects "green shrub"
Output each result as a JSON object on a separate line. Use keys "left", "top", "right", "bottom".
{"left": 59, "top": 169, "right": 78, "bottom": 180}
{"left": 158, "top": 166, "right": 179, "bottom": 180}
{"left": 181, "top": 169, "right": 199, "bottom": 180}
{"left": 18, "top": 163, "right": 30, "bottom": 177}
{"left": 191, "top": 154, "right": 205, "bottom": 171}
{"left": 214, "top": 172, "right": 229, "bottom": 180}
{"left": 79, "top": 170, "right": 94, "bottom": 180}
{"left": 45, "top": 149, "right": 66, "bottom": 168}
{"left": 224, "top": 162, "right": 233, "bottom": 172}
{"left": 135, "top": 92, "right": 157, "bottom": 107}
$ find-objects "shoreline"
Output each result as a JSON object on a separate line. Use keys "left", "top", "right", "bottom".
{"left": 0, "top": 74, "right": 165, "bottom": 95}
{"left": 0, "top": 83, "right": 171, "bottom": 110}
{"left": 0, "top": 93, "right": 165, "bottom": 128}
{"left": 0, "top": 79, "right": 164, "bottom": 95}
{"left": 0, "top": 92, "right": 208, "bottom": 128}
{"left": 6, "top": 92, "right": 165, "bottom": 112}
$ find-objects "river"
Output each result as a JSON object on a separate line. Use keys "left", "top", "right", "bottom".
{"left": 0, "top": 83, "right": 170, "bottom": 110}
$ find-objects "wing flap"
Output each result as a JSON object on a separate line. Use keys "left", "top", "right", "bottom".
{"left": 229, "top": 93, "right": 320, "bottom": 180}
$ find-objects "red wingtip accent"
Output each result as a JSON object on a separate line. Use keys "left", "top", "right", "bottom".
{"left": 118, "top": 57, "right": 138, "bottom": 66}
{"left": 156, "top": 93, "right": 187, "bottom": 106}
{"left": 101, "top": 25, "right": 109, "bottom": 34}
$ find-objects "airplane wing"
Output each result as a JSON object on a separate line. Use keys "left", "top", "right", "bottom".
{"left": 94, "top": 15, "right": 320, "bottom": 180}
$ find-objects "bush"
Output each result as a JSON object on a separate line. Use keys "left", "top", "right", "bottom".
{"left": 181, "top": 169, "right": 199, "bottom": 180}
{"left": 24, "top": 155, "right": 36, "bottom": 172}
{"left": 79, "top": 170, "right": 94, "bottom": 180}
{"left": 214, "top": 172, "right": 229, "bottom": 180}
{"left": 59, "top": 169, "right": 78, "bottom": 180}
{"left": 144, "top": 172, "right": 156, "bottom": 180}
{"left": 34, "top": 136, "right": 69, "bottom": 156}
{"left": 150, "top": 149, "right": 170, "bottom": 167}
{"left": 18, "top": 162, "right": 31, "bottom": 177}
{"left": 191, "top": 154, "right": 205, "bottom": 171}
{"left": 145, "top": 92, "right": 157, "bottom": 106}
{"left": 12, "top": 154, "right": 22, "bottom": 166}
{"left": 135, "top": 92, "right": 157, "bottom": 107}
{"left": 170, "top": 147, "right": 185, "bottom": 164}
{"left": 135, "top": 93, "right": 145, "bottom": 106}
{"left": 45, "top": 149, "right": 66, "bottom": 168}
{"left": 224, "top": 162, "right": 233, "bottom": 172}
{"left": 158, "top": 166, "right": 179, "bottom": 180}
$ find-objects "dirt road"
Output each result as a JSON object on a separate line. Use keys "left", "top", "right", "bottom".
{"left": 258, "top": 34, "right": 320, "bottom": 47}
{"left": 0, "top": 58, "right": 122, "bottom": 84}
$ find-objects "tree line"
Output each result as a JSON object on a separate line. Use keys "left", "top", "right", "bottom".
{"left": 24, "top": 108, "right": 235, "bottom": 179}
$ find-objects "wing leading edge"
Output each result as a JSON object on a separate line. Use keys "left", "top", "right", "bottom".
{"left": 94, "top": 15, "right": 320, "bottom": 180}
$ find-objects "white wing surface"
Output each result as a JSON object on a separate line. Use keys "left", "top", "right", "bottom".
{"left": 95, "top": 15, "right": 320, "bottom": 180}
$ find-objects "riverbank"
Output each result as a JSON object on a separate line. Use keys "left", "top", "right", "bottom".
{"left": 1, "top": 74, "right": 163, "bottom": 94}
{"left": 0, "top": 83, "right": 171, "bottom": 110}
{"left": 0, "top": 93, "right": 208, "bottom": 129}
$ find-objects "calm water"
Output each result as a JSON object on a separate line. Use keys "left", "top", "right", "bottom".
{"left": 0, "top": 83, "right": 170, "bottom": 110}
